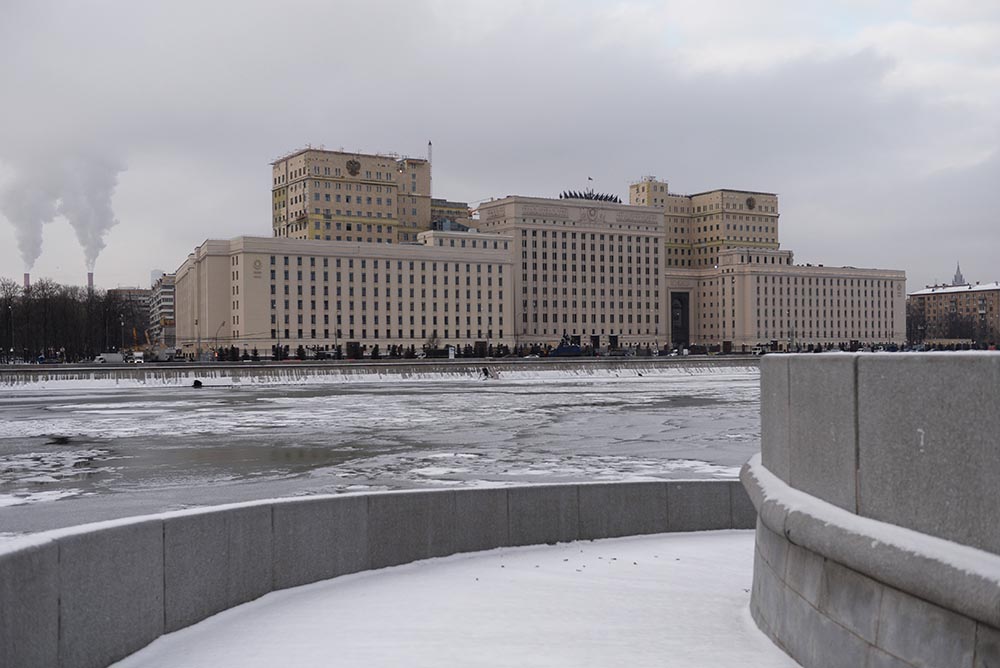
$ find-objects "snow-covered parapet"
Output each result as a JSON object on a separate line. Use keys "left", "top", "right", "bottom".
{"left": 746, "top": 353, "right": 1000, "bottom": 667}
{"left": 0, "top": 480, "right": 755, "bottom": 668}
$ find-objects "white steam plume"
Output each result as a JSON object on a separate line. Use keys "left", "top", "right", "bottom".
{"left": 0, "top": 152, "right": 123, "bottom": 272}
{"left": 0, "top": 171, "right": 60, "bottom": 271}
{"left": 57, "top": 153, "right": 123, "bottom": 271}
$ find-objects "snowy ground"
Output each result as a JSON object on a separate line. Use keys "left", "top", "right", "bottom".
{"left": 0, "top": 366, "right": 760, "bottom": 533}
{"left": 111, "top": 530, "right": 795, "bottom": 668}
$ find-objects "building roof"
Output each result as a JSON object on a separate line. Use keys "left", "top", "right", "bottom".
{"left": 909, "top": 282, "right": 1000, "bottom": 297}
{"left": 687, "top": 188, "right": 778, "bottom": 198}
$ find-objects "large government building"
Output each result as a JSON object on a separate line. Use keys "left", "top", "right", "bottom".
{"left": 175, "top": 149, "right": 906, "bottom": 358}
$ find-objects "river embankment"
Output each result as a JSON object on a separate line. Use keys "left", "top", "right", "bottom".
{"left": 0, "top": 356, "right": 758, "bottom": 390}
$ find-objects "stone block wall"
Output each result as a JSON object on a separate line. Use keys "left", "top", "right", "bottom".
{"left": 0, "top": 479, "right": 754, "bottom": 668}
{"left": 748, "top": 353, "right": 1000, "bottom": 667}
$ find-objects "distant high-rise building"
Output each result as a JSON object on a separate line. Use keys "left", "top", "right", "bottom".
{"left": 149, "top": 274, "right": 176, "bottom": 349}
{"left": 953, "top": 262, "right": 966, "bottom": 286}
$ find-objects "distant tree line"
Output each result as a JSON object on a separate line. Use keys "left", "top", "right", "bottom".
{"left": 0, "top": 276, "right": 149, "bottom": 363}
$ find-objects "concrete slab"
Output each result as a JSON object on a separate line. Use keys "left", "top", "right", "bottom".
{"left": 784, "top": 542, "right": 824, "bottom": 606}
{"left": 223, "top": 506, "right": 274, "bottom": 609}
{"left": 0, "top": 541, "right": 58, "bottom": 668}
{"left": 272, "top": 495, "right": 368, "bottom": 590}
{"left": 818, "top": 560, "right": 882, "bottom": 644}
{"left": 866, "top": 646, "right": 914, "bottom": 668}
{"left": 164, "top": 505, "right": 272, "bottom": 633}
{"left": 760, "top": 354, "right": 791, "bottom": 482}
{"left": 787, "top": 355, "right": 858, "bottom": 512}
{"left": 164, "top": 511, "right": 228, "bottom": 633}
{"left": 751, "top": 544, "right": 787, "bottom": 646}
{"left": 784, "top": 582, "right": 870, "bottom": 668}
{"left": 58, "top": 520, "right": 164, "bottom": 668}
{"left": 452, "top": 488, "right": 509, "bottom": 554}
{"left": 729, "top": 481, "right": 757, "bottom": 529}
{"left": 974, "top": 622, "right": 1000, "bottom": 668}
{"left": 754, "top": 517, "right": 789, "bottom": 577}
{"left": 877, "top": 586, "right": 975, "bottom": 668}
{"left": 578, "top": 482, "right": 667, "bottom": 540}
{"left": 368, "top": 490, "right": 456, "bottom": 569}
{"left": 508, "top": 485, "right": 579, "bottom": 547}
{"left": 858, "top": 355, "right": 1000, "bottom": 553}
{"left": 667, "top": 480, "right": 731, "bottom": 532}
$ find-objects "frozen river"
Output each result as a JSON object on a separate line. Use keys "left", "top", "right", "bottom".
{"left": 0, "top": 365, "right": 759, "bottom": 533}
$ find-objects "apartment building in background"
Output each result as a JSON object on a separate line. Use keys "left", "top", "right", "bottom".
{"left": 149, "top": 273, "right": 176, "bottom": 349}
{"left": 907, "top": 265, "right": 1000, "bottom": 345}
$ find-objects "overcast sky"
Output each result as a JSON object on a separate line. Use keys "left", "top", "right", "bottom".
{"left": 1, "top": 0, "right": 997, "bottom": 292}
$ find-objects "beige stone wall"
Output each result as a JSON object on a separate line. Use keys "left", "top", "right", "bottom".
{"left": 477, "top": 196, "right": 666, "bottom": 348}
{"left": 271, "top": 149, "right": 434, "bottom": 245}
{"left": 705, "top": 249, "right": 906, "bottom": 350}
{"left": 175, "top": 241, "right": 233, "bottom": 355}
{"left": 628, "top": 177, "right": 668, "bottom": 208}
{"left": 176, "top": 233, "right": 513, "bottom": 357}
{"left": 395, "top": 158, "right": 431, "bottom": 242}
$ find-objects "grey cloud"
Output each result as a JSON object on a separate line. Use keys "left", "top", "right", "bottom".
{"left": 0, "top": 1, "right": 996, "bottom": 292}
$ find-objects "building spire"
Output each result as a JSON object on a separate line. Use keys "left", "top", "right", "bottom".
{"left": 953, "top": 262, "right": 966, "bottom": 286}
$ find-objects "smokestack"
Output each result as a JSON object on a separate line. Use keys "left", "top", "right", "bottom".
{"left": 23, "top": 273, "right": 30, "bottom": 289}
{"left": 87, "top": 272, "right": 94, "bottom": 291}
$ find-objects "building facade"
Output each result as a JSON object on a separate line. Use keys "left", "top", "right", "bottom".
{"left": 271, "top": 148, "right": 431, "bottom": 245}
{"left": 107, "top": 287, "right": 152, "bottom": 314}
{"left": 177, "top": 152, "right": 906, "bottom": 357}
{"left": 474, "top": 190, "right": 903, "bottom": 352}
{"left": 149, "top": 273, "right": 176, "bottom": 349}
{"left": 431, "top": 198, "right": 470, "bottom": 224}
{"left": 475, "top": 195, "right": 666, "bottom": 349}
{"left": 908, "top": 282, "right": 1000, "bottom": 345}
{"left": 175, "top": 232, "right": 513, "bottom": 358}
{"left": 710, "top": 248, "right": 905, "bottom": 351}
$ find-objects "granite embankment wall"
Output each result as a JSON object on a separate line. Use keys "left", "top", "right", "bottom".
{"left": 743, "top": 353, "right": 1000, "bottom": 668}
{"left": 1, "top": 480, "right": 756, "bottom": 668}
{"left": 0, "top": 356, "right": 757, "bottom": 389}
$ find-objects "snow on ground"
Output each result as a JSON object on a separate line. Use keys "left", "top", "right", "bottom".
{"left": 112, "top": 530, "right": 796, "bottom": 668}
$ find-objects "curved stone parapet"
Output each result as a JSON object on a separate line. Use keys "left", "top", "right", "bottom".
{"left": 0, "top": 480, "right": 755, "bottom": 668}
{"left": 746, "top": 353, "right": 1000, "bottom": 667}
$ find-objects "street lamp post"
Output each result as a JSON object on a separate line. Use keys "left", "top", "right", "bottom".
{"left": 119, "top": 314, "right": 124, "bottom": 352}
{"left": 7, "top": 303, "right": 13, "bottom": 364}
